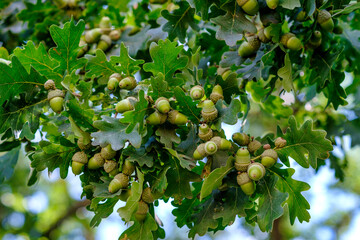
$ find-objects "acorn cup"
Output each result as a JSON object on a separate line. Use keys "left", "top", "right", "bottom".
{"left": 236, "top": 0, "right": 259, "bottom": 16}
{"left": 141, "top": 187, "right": 154, "bottom": 203}
{"left": 88, "top": 153, "right": 105, "bottom": 169}
{"left": 100, "top": 145, "right": 117, "bottom": 160}
{"left": 193, "top": 143, "right": 207, "bottom": 160}
{"left": 234, "top": 148, "right": 251, "bottom": 171}
{"left": 115, "top": 97, "right": 137, "bottom": 113}
{"left": 201, "top": 100, "right": 218, "bottom": 122}
{"left": 109, "top": 30, "right": 121, "bottom": 41}
{"left": 198, "top": 123, "right": 213, "bottom": 141}
{"left": 168, "top": 110, "right": 188, "bottom": 125}
{"left": 190, "top": 85, "right": 205, "bottom": 100}
{"left": 119, "top": 76, "right": 137, "bottom": 90}
{"left": 247, "top": 139, "right": 261, "bottom": 154}
{"left": 237, "top": 172, "right": 256, "bottom": 195}
{"left": 204, "top": 141, "right": 218, "bottom": 155}
{"left": 108, "top": 173, "right": 129, "bottom": 193}
{"left": 155, "top": 97, "right": 171, "bottom": 114}
{"left": 97, "top": 35, "right": 112, "bottom": 52}
{"left": 238, "top": 36, "right": 261, "bottom": 58}
{"left": 210, "top": 85, "right": 224, "bottom": 104}
{"left": 280, "top": 33, "right": 303, "bottom": 51}
{"left": 99, "top": 16, "right": 112, "bottom": 34}
{"left": 232, "top": 132, "right": 250, "bottom": 146}
{"left": 210, "top": 136, "right": 232, "bottom": 151}
{"left": 307, "top": 30, "right": 322, "bottom": 49}
{"left": 47, "top": 89, "right": 65, "bottom": 113}
{"left": 85, "top": 28, "right": 102, "bottom": 44}
{"left": 135, "top": 201, "right": 149, "bottom": 222}
{"left": 261, "top": 149, "right": 278, "bottom": 168}
{"left": 275, "top": 137, "right": 287, "bottom": 148}
{"left": 258, "top": 28, "right": 271, "bottom": 43}
{"left": 317, "top": 10, "right": 334, "bottom": 32}
{"left": 247, "top": 162, "right": 266, "bottom": 181}
{"left": 44, "top": 79, "right": 56, "bottom": 90}
{"left": 104, "top": 160, "right": 119, "bottom": 176}
{"left": 77, "top": 136, "right": 91, "bottom": 150}
{"left": 266, "top": 0, "right": 279, "bottom": 9}
{"left": 146, "top": 110, "right": 167, "bottom": 125}
{"left": 122, "top": 159, "right": 135, "bottom": 176}
{"left": 72, "top": 151, "right": 88, "bottom": 175}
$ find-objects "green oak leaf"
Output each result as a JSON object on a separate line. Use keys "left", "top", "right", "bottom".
{"left": 148, "top": 73, "right": 173, "bottom": 99}
{"left": 49, "top": 19, "right": 87, "bottom": 75}
{"left": 110, "top": 43, "right": 144, "bottom": 76}
{"left": 215, "top": 73, "right": 241, "bottom": 104}
{"left": 323, "top": 70, "right": 348, "bottom": 109}
{"left": 85, "top": 49, "right": 117, "bottom": 84}
{"left": 173, "top": 87, "right": 201, "bottom": 123}
{"left": 119, "top": 214, "right": 158, "bottom": 240}
{"left": 177, "top": 125, "right": 199, "bottom": 156}
{"left": 156, "top": 127, "right": 181, "bottom": 148}
{"left": 270, "top": 167, "right": 311, "bottom": 225}
{"left": 92, "top": 116, "right": 142, "bottom": 151}
{"left": 17, "top": 0, "right": 57, "bottom": 27}
{"left": 279, "top": 0, "right": 301, "bottom": 9}
{"left": 211, "top": 11, "right": 257, "bottom": 46}
{"left": 143, "top": 39, "right": 188, "bottom": 84}
{"left": 117, "top": 26, "right": 151, "bottom": 56}
{"left": 0, "top": 146, "right": 20, "bottom": 183}
{"left": 147, "top": 167, "right": 170, "bottom": 197}
{"left": 90, "top": 197, "right": 119, "bottom": 227}
{"left": 67, "top": 98, "right": 96, "bottom": 132}
{"left": 333, "top": 2, "right": 360, "bottom": 16}
{"left": 165, "top": 148, "right": 196, "bottom": 170}
{"left": 277, "top": 53, "right": 293, "bottom": 92}
{"left": 90, "top": 176, "right": 121, "bottom": 198}
{"left": 277, "top": 116, "right": 333, "bottom": 168}
{"left": 188, "top": 0, "right": 216, "bottom": 20}
{"left": 214, "top": 99, "right": 242, "bottom": 131}
{"left": 125, "top": 147, "right": 154, "bottom": 168}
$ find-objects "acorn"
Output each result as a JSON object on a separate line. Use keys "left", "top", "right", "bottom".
{"left": 109, "top": 30, "right": 121, "bottom": 41}
{"left": 104, "top": 160, "right": 119, "bottom": 176}
{"left": 67, "top": 0, "right": 78, "bottom": 8}
{"left": 221, "top": 69, "right": 232, "bottom": 80}
{"left": 108, "top": 173, "right": 129, "bottom": 193}
{"left": 235, "top": 148, "right": 251, "bottom": 171}
{"left": 232, "top": 132, "right": 250, "bottom": 146}
{"left": 100, "top": 145, "right": 117, "bottom": 160}
{"left": 266, "top": 0, "right": 278, "bottom": 9}
{"left": 135, "top": 201, "right": 149, "bottom": 222}
{"left": 236, "top": 0, "right": 259, "bottom": 16}
{"left": 77, "top": 136, "right": 91, "bottom": 150}
{"left": 97, "top": 35, "right": 112, "bottom": 52}
{"left": 122, "top": 159, "right": 135, "bottom": 176}
{"left": 72, "top": 151, "right": 88, "bottom": 175}
{"left": 193, "top": 143, "right": 207, "bottom": 160}
{"left": 247, "top": 140, "right": 261, "bottom": 154}
{"left": 274, "top": 137, "right": 287, "bottom": 148}
{"left": 317, "top": 10, "right": 334, "bottom": 32}
{"left": 85, "top": 28, "right": 102, "bottom": 43}
{"left": 247, "top": 162, "right": 266, "bottom": 181}
{"left": 198, "top": 123, "right": 213, "bottom": 141}
{"left": 146, "top": 110, "right": 167, "bottom": 125}
{"left": 210, "top": 85, "right": 224, "bottom": 104}
{"left": 296, "top": 10, "right": 307, "bottom": 22}
{"left": 258, "top": 28, "right": 271, "bottom": 43}
{"left": 77, "top": 39, "right": 88, "bottom": 58}
{"left": 280, "top": 33, "right": 303, "bottom": 51}
{"left": 88, "top": 153, "right": 105, "bottom": 169}
{"left": 155, "top": 97, "right": 171, "bottom": 114}
{"left": 107, "top": 73, "right": 121, "bottom": 91}
{"left": 237, "top": 172, "right": 255, "bottom": 195}
{"left": 119, "top": 76, "right": 137, "bottom": 90}
{"left": 333, "top": 25, "right": 343, "bottom": 34}
{"left": 44, "top": 79, "right": 56, "bottom": 90}
{"left": 168, "top": 110, "right": 188, "bottom": 125}
{"left": 307, "top": 30, "right": 322, "bottom": 49}
{"left": 201, "top": 100, "right": 218, "bottom": 122}
{"left": 115, "top": 98, "right": 136, "bottom": 113}
{"left": 190, "top": 85, "right": 205, "bottom": 100}
{"left": 204, "top": 141, "right": 218, "bottom": 155}
{"left": 99, "top": 16, "right": 112, "bottom": 34}
{"left": 47, "top": 89, "right": 65, "bottom": 113}
{"left": 119, "top": 189, "right": 131, "bottom": 201}
{"left": 210, "top": 136, "right": 232, "bottom": 151}
{"left": 238, "top": 36, "right": 261, "bottom": 58}
{"left": 261, "top": 149, "right": 278, "bottom": 168}
{"left": 141, "top": 187, "right": 154, "bottom": 203}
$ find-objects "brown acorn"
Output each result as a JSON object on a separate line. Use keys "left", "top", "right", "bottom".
{"left": 122, "top": 159, "right": 135, "bottom": 176}
{"left": 274, "top": 137, "right": 287, "bottom": 148}
{"left": 135, "top": 201, "right": 149, "bottom": 222}
{"left": 44, "top": 79, "right": 56, "bottom": 90}
{"left": 141, "top": 187, "right": 154, "bottom": 203}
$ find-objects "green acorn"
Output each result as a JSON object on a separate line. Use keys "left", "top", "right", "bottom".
{"left": 210, "top": 136, "right": 232, "bottom": 151}
{"left": 146, "top": 110, "right": 167, "bottom": 125}
{"left": 261, "top": 149, "right": 278, "bottom": 168}
{"left": 201, "top": 100, "right": 218, "bottom": 122}
{"left": 88, "top": 153, "right": 105, "bottom": 169}
{"left": 115, "top": 98, "right": 136, "bottom": 113}
{"left": 307, "top": 30, "right": 322, "bottom": 49}
{"left": 238, "top": 36, "right": 261, "bottom": 58}
{"left": 72, "top": 151, "right": 88, "bottom": 175}
{"left": 141, "top": 187, "right": 154, "bottom": 203}
{"left": 104, "top": 160, "right": 119, "bottom": 176}
{"left": 100, "top": 144, "right": 117, "bottom": 160}
{"left": 108, "top": 173, "right": 129, "bottom": 193}
{"left": 204, "top": 141, "right": 218, "bottom": 155}
{"left": 190, "top": 85, "right": 205, "bottom": 100}
{"left": 77, "top": 39, "right": 89, "bottom": 58}
{"left": 109, "top": 30, "right": 121, "bottom": 41}
{"left": 235, "top": 148, "right": 251, "bottom": 171}
{"left": 232, "top": 132, "right": 250, "bottom": 146}
{"left": 317, "top": 10, "right": 334, "bottom": 32}
{"left": 247, "top": 162, "right": 266, "bottom": 181}
{"left": 236, "top": 0, "right": 259, "bottom": 16}
{"left": 135, "top": 201, "right": 149, "bottom": 222}
{"left": 258, "top": 28, "right": 271, "bottom": 43}
{"left": 85, "top": 28, "right": 102, "bottom": 44}
{"left": 97, "top": 35, "right": 112, "bottom": 51}
{"left": 193, "top": 143, "right": 207, "bottom": 160}
{"left": 67, "top": 0, "right": 78, "bottom": 8}
{"left": 266, "top": 0, "right": 279, "bottom": 9}
{"left": 155, "top": 97, "right": 171, "bottom": 114}
{"left": 47, "top": 89, "right": 65, "bottom": 113}
{"left": 210, "top": 85, "right": 224, "bottom": 104}
{"left": 237, "top": 172, "right": 255, "bottom": 195}
{"left": 333, "top": 25, "right": 343, "bottom": 34}
{"left": 281, "top": 33, "right": 303, "bottom": 51}
{"left": 44, "top": 79, "right": 56, "bottom": 90}
{"left": 77, "top": 137, "right": 91, "bottom": 150}
{"left": 168, "top": 110, "right": 188, "bottom": 125}
{"left": 247, "top": 140, "right": 262, "bottom": 154}
{"left": 119, "top": 76, "right": 137, "bottom": 90}
{"left": 119, "top": 189, "right": 131, "bottom": 201}
{"left": 99, "top": 16, "right": 112, "bottom": 34}
{"left": 221, "top": 69, "right": 232, "bottom": 80}
{"left": 275, "top": 137, "right": 287, "bottom": 148}
{"left": 122, "top": 159, "right": 135, "bottom": 176}
{"left": 107, "top": 73, "right": 121, "bottom": 91}
{"left": 296, "top": 11, "right": 307, "bottom": 22}
{"left": 198, "top": 123, "right": 213, "bottom": 141}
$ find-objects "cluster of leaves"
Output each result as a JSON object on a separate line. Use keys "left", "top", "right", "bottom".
{"left": 1, "top": 0, "right": 360, "bottom": 239}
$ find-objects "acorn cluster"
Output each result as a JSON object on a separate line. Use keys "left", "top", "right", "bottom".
{"left": 44, "top": 79, "right": 65, "bottom": 113}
